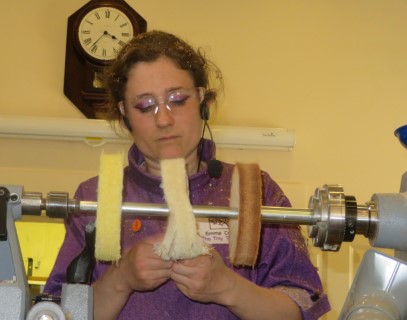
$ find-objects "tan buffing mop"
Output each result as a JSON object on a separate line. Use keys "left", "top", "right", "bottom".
{"left": 95, "top": 152, "right": 124, "bottom": 263}
{"left": 155, "top": 158, "right": 209, "bottom": 260}
{"left": 229, "top": 163, "right": 262, "bottom": 267}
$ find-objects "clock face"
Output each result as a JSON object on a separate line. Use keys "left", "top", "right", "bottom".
{"left": 77, "top": 6, "right": 134, "bottom": 62}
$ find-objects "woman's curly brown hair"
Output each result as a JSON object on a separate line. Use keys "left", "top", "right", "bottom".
{"left": 103, "top": 30, "right": 223, "bottom": 123}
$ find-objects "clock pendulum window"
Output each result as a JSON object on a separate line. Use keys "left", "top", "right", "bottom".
{"left": 64, "top": 0, "right": 147, "bottom": 119}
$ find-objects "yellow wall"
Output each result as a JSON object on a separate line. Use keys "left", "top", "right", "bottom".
{"left": 2, "top": 0, "right": 407, "bottom": 318}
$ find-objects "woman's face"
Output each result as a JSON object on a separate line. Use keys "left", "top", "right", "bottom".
{"left": 121, "top": 56, "right": 204, "bottom": 166}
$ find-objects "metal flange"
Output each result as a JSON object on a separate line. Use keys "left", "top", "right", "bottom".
{"left": 308, "top": 185, "right": 346, "bottom": 251}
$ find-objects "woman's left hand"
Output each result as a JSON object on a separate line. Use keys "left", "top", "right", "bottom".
{"left": 170, "top": 248, "right": 235, "bottom": 305}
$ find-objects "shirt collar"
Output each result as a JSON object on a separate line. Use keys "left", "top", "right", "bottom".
{"left": 126, "top": 139, "right": 217, "bottom": 194}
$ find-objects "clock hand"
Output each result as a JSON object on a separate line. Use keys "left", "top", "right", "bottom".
{"left": 90, "top": 31, "right": 108, "bottom": 49}
{"left": 104, "top": 31, "right": 117, "bottom": 40}
{"left": 105, "top": 32, "right": 127, "bottom": 47}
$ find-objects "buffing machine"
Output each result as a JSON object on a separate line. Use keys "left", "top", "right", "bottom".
{"left": 1, "top": 181, "right": 407, "bottom": 319}
{"left": 2, "top": 125, "right": 407, "bottom": 319}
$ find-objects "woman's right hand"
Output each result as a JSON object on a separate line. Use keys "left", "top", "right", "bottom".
{"left": 93, "top": 234, "right": 172, "bottom": 320}
{"left": 119, "top": 234, "right": 174, "bottom": 292}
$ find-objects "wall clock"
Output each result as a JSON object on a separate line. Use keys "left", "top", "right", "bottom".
{"left": 64, "top": 0, "right": 147, "bottom": 118}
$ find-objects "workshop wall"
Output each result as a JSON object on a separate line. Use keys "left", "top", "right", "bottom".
{"left": 1, "top": 1, "right": 407, "bottom": 318}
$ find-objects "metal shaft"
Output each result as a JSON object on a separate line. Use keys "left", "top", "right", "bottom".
{"left": 19, "top": 189, "right": 376, "bottom": 251}
{"left": 16, "top": 187, "right": 377, "bottom": 253}
{"left": 79, "top": 201, "right": 316, "bottom": 225}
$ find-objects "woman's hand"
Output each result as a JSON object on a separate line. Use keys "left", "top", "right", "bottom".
{"left": 120, "top": 234, "right": 174, "bottom": 292}
{"left": 93, "top": 234, "right": 173, "bottom": 320}
{"left": 170, "top": 249, "right": 302, "bottom": 320}
{"left": 170, "top": 248, "right": 235, "bottom": 305}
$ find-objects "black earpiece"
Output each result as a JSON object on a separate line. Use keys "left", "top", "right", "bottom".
{"left": 122, "top": 116, "right": 132, "bottom": 132}
{"left": 119, "top": 103, "right": 132, "bottom": 132}
{"left": 200, "top": 104, "right": 209, "bottom": 121}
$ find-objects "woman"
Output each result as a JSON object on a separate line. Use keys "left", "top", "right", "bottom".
{"left": 45, "top": 30, "right": 330, "bottom": 319}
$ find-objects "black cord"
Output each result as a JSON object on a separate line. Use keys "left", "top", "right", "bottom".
{"left": 196, "top": 121, "right": 208, "bottom": 173}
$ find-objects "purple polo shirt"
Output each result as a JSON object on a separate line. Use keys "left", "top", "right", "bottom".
{"left": 45, "top": 140, "right": 330, "bottom": 319}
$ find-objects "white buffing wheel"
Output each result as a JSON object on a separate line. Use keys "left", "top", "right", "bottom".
{"left": 95, "top": 152, "right": 124, "bottom": 263}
